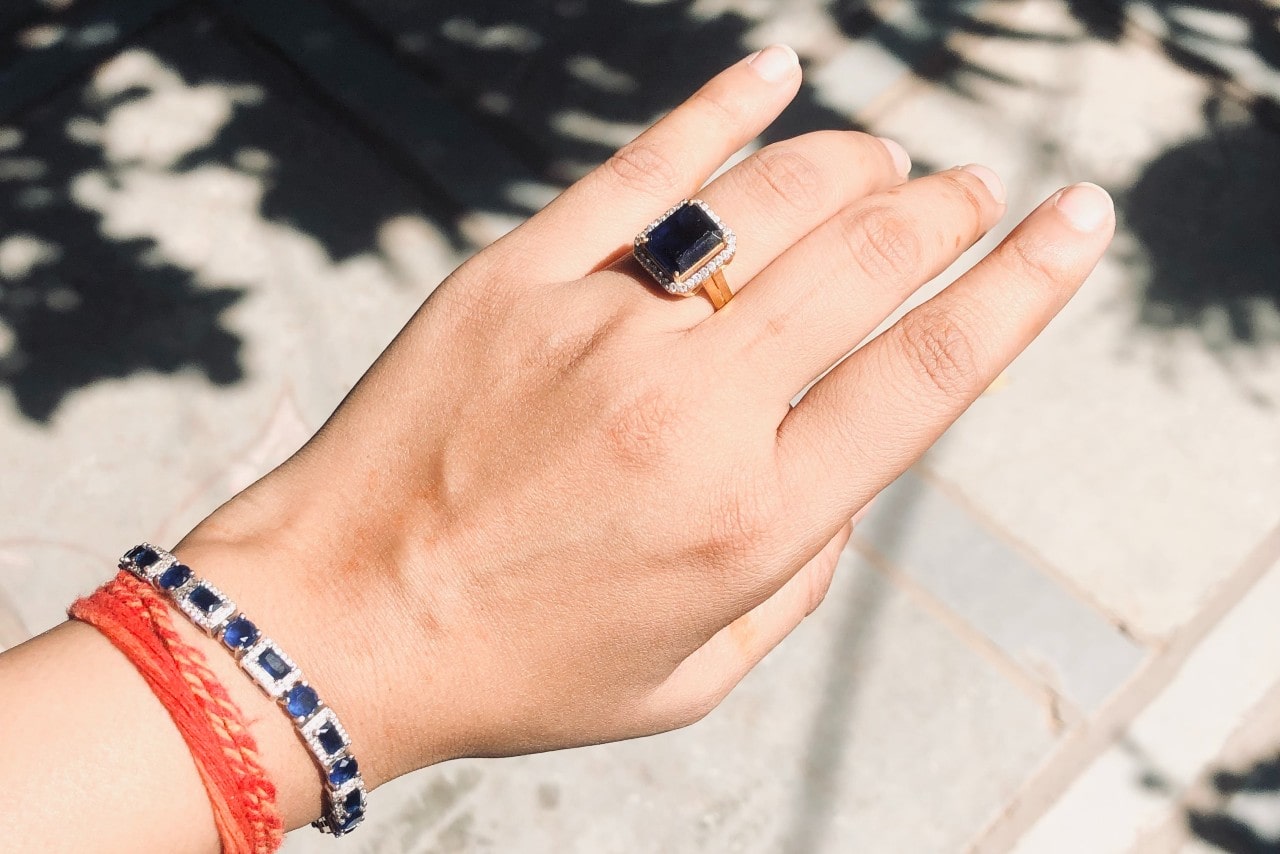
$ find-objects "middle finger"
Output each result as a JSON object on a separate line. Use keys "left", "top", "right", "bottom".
{"left": 701, "top": 164, "right": 1008, "bottom": 400}
{"left": 601, "top": 130, "right": 908, "bottom": 326}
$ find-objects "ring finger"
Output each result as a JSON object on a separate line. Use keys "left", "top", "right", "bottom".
{"left": 601, "top": 130, "right": 910, "bottom": 326}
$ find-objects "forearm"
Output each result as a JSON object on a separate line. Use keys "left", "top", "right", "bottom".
{"left": 1, "top": 620, "right": 225, "bottom": 854}
{"left": 0, "top": 533, "right": 389, "bottom": 853}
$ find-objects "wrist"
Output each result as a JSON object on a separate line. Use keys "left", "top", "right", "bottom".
{"left": 172, "top": 486, "right": 463, "bottom": 790}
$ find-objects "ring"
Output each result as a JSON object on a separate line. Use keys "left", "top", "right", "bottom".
{"left": 633, "top": 199, "right": 737, "bottom": 309}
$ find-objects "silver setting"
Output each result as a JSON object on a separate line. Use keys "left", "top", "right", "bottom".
{"left": 241, "top": 637, "right": 301, "bottom": 697}
{"left": 277, "top": 680, "right": 324, "bottom": 722}
{"left": 331, "top": 778, "right": 367, "bottom": 822}
{"left": 300, "top": 706, "right": 350, "bottom": 767}
{"left": 176, "top": 580, "right": 236, "bottom": 633}
{"left": 142, "top": 551, "right": 177, "bottom": 583}
{"left": 121, "top": 542, "right": 170, "bottom": 581}
{"left": 632, "top": 198, "right": 736, "bottom": 296}
{"left": 115, "top": 543, "right": 369, "bottom": 837}
{"left": 218, "top": 613, "right": 261, "bottom": 661}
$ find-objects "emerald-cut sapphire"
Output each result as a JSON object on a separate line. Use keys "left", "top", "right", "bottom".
{"left": 188, "top": 585, "right": 222, "bottom": 613}
{"left": 329, "top": 757, "right": 358, "bottom": 785}
{"left": 221, "top": 616, "right": 258, "bottom": 650}
{"left": 334, "top": 810, "right": 362, "bottom": 832}
{"left": 257, "top": 646, "right": 292, "bottom": 681}
{"left": 129, "top": 546, "right": 159, "bottom": 569}
{"left": 316, "top": 722, "right": 346, "bottom": 755}
{"left": 639, "top": 202, "right": 725, "bottom": 282}
{"left": 342, "top": 789, "right": 364, "bottom": 814}
{"left": 159, "top": 564, "right": 192, "bottom": 590}
{"left": 284, "top": 684, "right": 319, "bottom": 718}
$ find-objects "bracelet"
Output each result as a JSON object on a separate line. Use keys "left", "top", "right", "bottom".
{"left": 121, "top": 543, "right": 368, "bottom": 837}
{"left": 70, "top": 570, "right": 284, "bottom": 854}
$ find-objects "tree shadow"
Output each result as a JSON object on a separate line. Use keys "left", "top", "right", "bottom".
{"left": 0, "top": 57, "right": 244, "bottom": 422}
{"left": 1121, "top": 104, "right": 1280, "bottom": 397}
{"left": 1188, "top": 754, "right": 1280, "bottom": 853}
{"left": 0, "top": 0, "right": 870, "bottom": 422}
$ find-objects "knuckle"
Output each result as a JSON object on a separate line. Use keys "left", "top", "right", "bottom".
{"left": 601, "top": 384, "right": 688, "bottom": 469}
{"left": 939, "top": 171, "right": 990, "bottom": 231}
{"left": 604, "top": 141, "right": 680, "bottom": 195}
{"left": 895, "top": 308, "right": 979, "bottom": 398}
{"left": 745, "top": 146, "right": 828, "bottom": 214}
{"left": 670, "top": 687, "right": 728, "bottom": 730}
{"left": 842, "top": 205, "right": 923, "bottom": 282}
{"left": 805, "top": 563, "right": 837, "bottom": 616}
{"left": 688, "top": 85, "right": 743, "bottom": 131}
{"left": 1000, "top": 230, "right": 1064, "bottom": 288}
{"left": 706, "top": 482, "right": 783, "bottom": 564}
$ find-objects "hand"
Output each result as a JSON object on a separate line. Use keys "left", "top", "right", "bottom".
{"left": 179, "top": 44, "right": 1114, "bottom": 794}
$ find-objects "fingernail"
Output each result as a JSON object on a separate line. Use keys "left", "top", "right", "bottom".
{"left": 877, "top": 137, "right": 911, "bottom": 177}
{"left": 746, "top": 44, "right": 799, "bottom": 82}
{"left": 1054, "top": 182, "right": 1113, "bottom": 232}
{"left": 960, "top": 163, "right": 1006, "bottom": 205}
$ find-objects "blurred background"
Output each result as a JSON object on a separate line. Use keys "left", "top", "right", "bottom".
{"left": 1, "top": 0, "right": 1278, "bottom": 851}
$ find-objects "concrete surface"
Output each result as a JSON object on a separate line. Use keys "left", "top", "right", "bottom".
{"left": 1, "top": 0, "right": 1278, "bottom": 852}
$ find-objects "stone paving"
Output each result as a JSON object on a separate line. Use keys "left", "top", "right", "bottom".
{"left": 1, "top": 1, "right": 1278, "bottom": 852}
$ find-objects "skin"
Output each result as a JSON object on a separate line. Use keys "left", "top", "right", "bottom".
{"left": 0, "top": 45, "right": 1114, "bottom": 853}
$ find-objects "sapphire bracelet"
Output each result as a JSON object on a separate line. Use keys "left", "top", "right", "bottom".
{"left": 120, "top": 543, "right": 367, "bottom": 837}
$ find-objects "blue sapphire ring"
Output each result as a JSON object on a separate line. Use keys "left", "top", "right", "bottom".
{"left": 633, "top": 199, "right": 737, "bottom": 309}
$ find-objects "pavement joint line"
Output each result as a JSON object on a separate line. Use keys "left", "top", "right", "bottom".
{"left": 914, "top": 461, "right": 1150, "bottom": 645}
{"left": 967, "top": 516, "right": 1280, "bottom": 853}
{"left": 851, "top": 535, "right": 1084, "bottom": 734}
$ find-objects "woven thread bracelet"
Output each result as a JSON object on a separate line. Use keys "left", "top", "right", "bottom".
{"left": 69, "top": 569, "right": 284, "bottom": 854}
{"left": 120, "top": 543, "right": 369, "bottom": 837}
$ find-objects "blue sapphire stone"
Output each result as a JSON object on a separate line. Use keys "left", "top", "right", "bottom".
{"left": 642, "top": 202, "right": 724, "bottom": 281}
{"left": 257, "top": 646, "right": 292, "bottom": 681}
{"left": 284, "top": 684, "right": 319, "bottom": 718}
{"left": 130, "top": 546, "right": 159, "bottom": 569}
{"left": 221, "top": 616, "right": 258, "bottom": 650}
{"left": 316, "top": 722, "right": 346, "bottom": 755}
{"left": 342, "top": 789, "right": 364, "bottom": 814}
{"left": 328, "top": 757, "right": 358, "bottom": 786}
{"left": 334, "top": 810, "right": 362, "bottom": 832}
{"left": 187, "top": 585, "right": 222, "bottom": 614}
{"left": 158, "top": 563, "right": 192, "bottom": 590}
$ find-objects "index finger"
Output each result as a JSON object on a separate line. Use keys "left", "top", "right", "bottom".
{"left": 775, "top": 182, "right": 1116, "bottom": 523}
{"left": 496, "top": 45, "right": 803, "bottom": 282}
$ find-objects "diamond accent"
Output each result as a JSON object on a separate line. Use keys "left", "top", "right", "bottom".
{"left": 241, "top": 637, "right": 301, "bottom": 697}
{"left": 633, "top": 198, "right": 735, "bottom": 296}
{"left": 300, "top": 707, "right": 350, "bottom": 767}
{"left": 175, "top": 581, "right": 236, "bottom": 633}
{"left": 116, "top": 543, "right": 368, "bottom": 837}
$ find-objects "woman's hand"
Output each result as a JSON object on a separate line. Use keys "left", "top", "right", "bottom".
{"left": 179, "top": 44, "right": 1114, "bottom": 796}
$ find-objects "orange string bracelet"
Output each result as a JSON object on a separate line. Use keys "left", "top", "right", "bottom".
{"left": 69, "top": 569, "right": 284, "bottom": 854}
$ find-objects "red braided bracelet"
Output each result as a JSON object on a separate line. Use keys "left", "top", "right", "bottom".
{"left": 69, "top": 569, "right": 284, "bottom": 854}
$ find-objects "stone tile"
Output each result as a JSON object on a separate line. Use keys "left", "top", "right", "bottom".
{"left": 865, "top": 0, "right": 1280, "bottom": 640}
{"left": 857, "top": 469, "right": 1145, "bottom": 712}
{"left": 1012, "top": 554, "right": 1280, "bottom": 853}
{"left": 0, "top": 7, "right": 462, "bottom": 633}
{"left": 281, "top": 550, "right": 1054, "bottom": 853}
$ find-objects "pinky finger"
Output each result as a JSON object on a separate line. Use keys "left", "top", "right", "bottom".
{"left": 644, "top": 504, "right": 870, "bottom": 727}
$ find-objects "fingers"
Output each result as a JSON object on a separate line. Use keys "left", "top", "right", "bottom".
{"left": 775, "top": 182, "right": 1115, "bottom": 523}
{"left": 701, "top": 165, "right": 1007, "bottom": 397}
{"left": 646, "top": 515, "right": 856, "bottom": 721}
{"left": 495, "top": 45, "right": 802, "bottom": 283}
{"left": 601, "top": 130, "right": 908, "bottom": 323}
